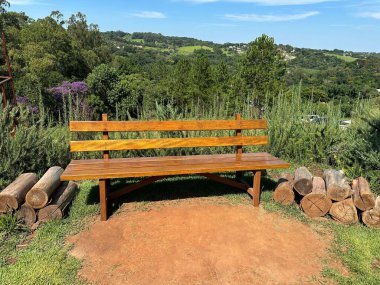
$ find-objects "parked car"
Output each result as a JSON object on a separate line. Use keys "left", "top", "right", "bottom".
{"left": 339, "top": 119, "right": 352, "bottom": 129}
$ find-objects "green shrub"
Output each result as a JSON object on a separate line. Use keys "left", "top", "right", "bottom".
{"left": 0, "top": 107, "right": 70, "bottom": 189}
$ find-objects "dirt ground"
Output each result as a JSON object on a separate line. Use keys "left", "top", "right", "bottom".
{"left": 67, "top": 197, "right": 336, "bottom": 285}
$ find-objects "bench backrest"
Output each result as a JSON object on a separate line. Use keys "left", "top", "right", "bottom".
{"left": 69, "top": 114, "right": 268, "bottom": 156}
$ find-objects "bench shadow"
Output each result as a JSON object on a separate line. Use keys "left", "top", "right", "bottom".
{"left": 85, "top": 172, "right": 277, "bottom": 216}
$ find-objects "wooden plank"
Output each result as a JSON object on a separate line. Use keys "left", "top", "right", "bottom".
{"left": 69, "top": 152, "right": 273, "bottom": 165}
{"left": 102, "top": 114, "right": 109, "bottom": 160}
{"left": 70, "top": 136, "right": 268, "bottom": 152}
{"left": 199, "top": 173, "right": 247, "bottom": 190}
{"left": 70, "top": 119, "right": 267, "bottom": 132}
{"left": 108, "top": 176, "right": 167, "bottom": 200}
{"left": 66, "top": 154, "right": 280, "bottom": 171}
{"left": 61, "top": 159, "right": 290, "bottom": 181}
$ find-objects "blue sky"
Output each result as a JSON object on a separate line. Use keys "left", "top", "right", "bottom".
{"left": 7, "top": 0, "right": 380, "bottom": 52}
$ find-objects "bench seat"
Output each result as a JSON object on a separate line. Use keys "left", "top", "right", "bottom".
{"left": 61, "top": 152, "right": 289, "bottom": 181}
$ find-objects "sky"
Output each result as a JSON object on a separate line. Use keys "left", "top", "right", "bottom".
{"left": 7, "top": 0, "right": 380, "bottom": 52}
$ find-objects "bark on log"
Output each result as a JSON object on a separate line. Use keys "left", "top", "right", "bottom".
{"left": 0, "top": 173, "right": 38, "bottom": 210}
{"left": 38, "top": 181, "right": 78, "bottom": 222}
{"left": 352, "top": 177, "right": 375, "bottom": 211}
{"left": 329, "top": 198, "right": 358, "bottom": 225}
{"left": 324, "top": 169, "right": 351, "bottom": 202}
{"left": 273, "top": 173, "right": 295, "bottom": 205}
{"left": 16, "top": 204, "right": 36, "bottom": 227}
{"left": 362, "top": 197, "right": 380, "bottom": 229}
{"left": 293, "top": 167, "right": 313, "bottom": 196}
{"left": 301, "top": 176, "right": 332, "bottom": 218}
{"left": 25, "top": 167, "right": 64, "bottom": 209}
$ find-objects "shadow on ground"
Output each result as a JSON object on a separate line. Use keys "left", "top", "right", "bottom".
{"left": 85, "top": 171, "right": 277, "bottom": 215}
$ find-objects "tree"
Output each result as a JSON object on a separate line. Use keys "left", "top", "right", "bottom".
{"left": 86, "top": 64, "right": 119, "bottom": 114}
{"left": 239, "top": 34, "right": 286, "bottom": 103}
{"left": 191, "top": 54, "right": 213, "bottom": 102}
{"left": 0, "top": 0, "right": 8, "bottom": 14}
{"left": 0, "top": 0, "right": 9, "bottom": 33}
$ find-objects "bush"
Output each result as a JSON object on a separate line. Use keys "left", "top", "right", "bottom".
{"left": 0, "top": 106, "right": 70, "bottom": 189}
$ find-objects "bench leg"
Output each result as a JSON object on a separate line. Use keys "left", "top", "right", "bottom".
{"left": 99, "top": 179, "right": 108, "bottom": 221}
{"left": 253, "top": 171, "right": 262, "bottom": 207}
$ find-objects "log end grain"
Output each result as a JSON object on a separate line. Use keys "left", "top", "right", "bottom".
{"left": 329, "top": 199, "right": 358, "bottom": 225}
{"left": 294, "top": 179, "right": 313, "bottom": 196}
{"left": 355, "top": 194, "right": 376, "bottom": 212}
{"left": 301, "top": 193, "right": 332, "bottom": 218}
{"left": 362, "top": 210, "right": 380, "bottom": 229}
{"left": 326, "top": 185, "right": 351, "bottom": 202}
{"left": 16, "top": 204, "right": 36, "bottom": 227}
{"left": 273, "top": 182, "right": 295, "bottom": 206}
{"left": 25, "top": 189, "right": 49, "bottom": 209}
{"left": 0, "top": 201, "right": 9, "bottom": 213}
{"left": 0, "top": 195, "right": 19, "bottom": 210}
{"left": 38, "top": 205, "right": 63, "bottom": 222}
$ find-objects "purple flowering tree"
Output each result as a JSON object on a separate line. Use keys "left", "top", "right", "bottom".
{"left": 49, "top": 81, "right": 90, "bottom": 120}
{"left": 16, "top": 96, "right": 39, "bottom": 114}
{"left": 49, "top": 81, "right": 88, "bottom": 100}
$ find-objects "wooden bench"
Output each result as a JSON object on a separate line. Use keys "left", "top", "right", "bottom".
{"left": 61, "top": 114, "right": 290, "bottom": 221}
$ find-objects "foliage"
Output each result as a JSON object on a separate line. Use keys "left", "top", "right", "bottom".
{"left": 0, "top": 213, "right": 25, "bottom": 236}
{"left": 239, "top": 34, "right": 286, "bottom": 104}
{"left": 0, "top": 106, "right": 70, "bottom": 189}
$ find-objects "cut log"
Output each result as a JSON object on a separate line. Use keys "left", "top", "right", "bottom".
{"left": 25, "top": 167, "right": 64, "bottom": 209}
{"left": 293, "top": 167, "right": 313, "bottom": 196}
{"left": 16, "top": 204, "right": 36, "bottom": 227}
{"left": 324, "top": 169, "right": 351, "bottom": 202}
{"left": 352, "top": 177, "right": 375, "bottom": 211}
{"left": 38, "top": 181, "right": 78, "bottom": 222}
{"left": 0, "top": 173, "right": 38, "bottom": 210}
{"left": 0, "top": 201, "right": 9, "bottom": 213}
{"left": 301, "top": 176, "right": 332, "bottom": 218}
{"left": 362, "top": 197, "right": 380, "bottom": 229}
{"left": 329, "top": 198, "right": 358, "bottom": 225}
{"left": 273, "top": 173, "right": 295, "bottom": 205}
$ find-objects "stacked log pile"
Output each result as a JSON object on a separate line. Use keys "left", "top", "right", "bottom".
{"left": 0, "top": 167, "right": 78, "bottom": 228}
{"left": 273, "top": 167, "right": 379, "bottom": 228}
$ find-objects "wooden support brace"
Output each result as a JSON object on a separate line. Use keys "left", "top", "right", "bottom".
{"left": 247, "top": 171, "right": 262, "bottom": 206}
{"left": 199, "top": 173, "right": 247, "bottom": 190}
{"left": 235, "top": 113, "right": 243, "bottom": 181}
{"left": 108, "top": 176, "right": 167, "bottom": 200}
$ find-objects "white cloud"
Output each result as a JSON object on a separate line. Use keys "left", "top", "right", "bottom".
{"left": 130, "top": 11, "right": 167, "bottom": 19}
{"left": 186, "top": 0, "right": 333, "bottom": 5}
{"left": 225, "top": 11, "right": 319, "bottom": 21}
{"left": 358, "top": 12, "right": 380, "bottom": 19}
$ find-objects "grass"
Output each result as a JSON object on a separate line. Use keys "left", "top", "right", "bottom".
{"left": 0, "top": 182, "right": 99, "bottom": 285}
{"left": 143, "top": 46, "right": 172, "bottom": 53}
{"left": 1, "top": 172, "right": 380, "bottom": 284}
{"left": 325, "top": 53, "right": 358, "bottom": 63}
{"left": 177, "top": 45, "right": 214, "bottom": 55}
{"left": 131, "top": 38, "right": 144, "bottom": 44}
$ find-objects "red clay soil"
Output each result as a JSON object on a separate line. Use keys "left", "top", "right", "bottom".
{"left": 68, "top": 201, "right": 331, "bottom": 285}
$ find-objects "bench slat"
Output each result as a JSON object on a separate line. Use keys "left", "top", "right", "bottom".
{"left": 70, "top": 119, "right": 267, "bottom": 132}
{"left": 61, "top": 153, "right": 289, "bottom": 180}
{"left": 70, "top": 136, "right": 268, "bottom": 152}
{"left": 66, "top": 155, "right": 279, "bottom": 171}
{"left": 68, "top": 152, "right": 271, "bottom": 165}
